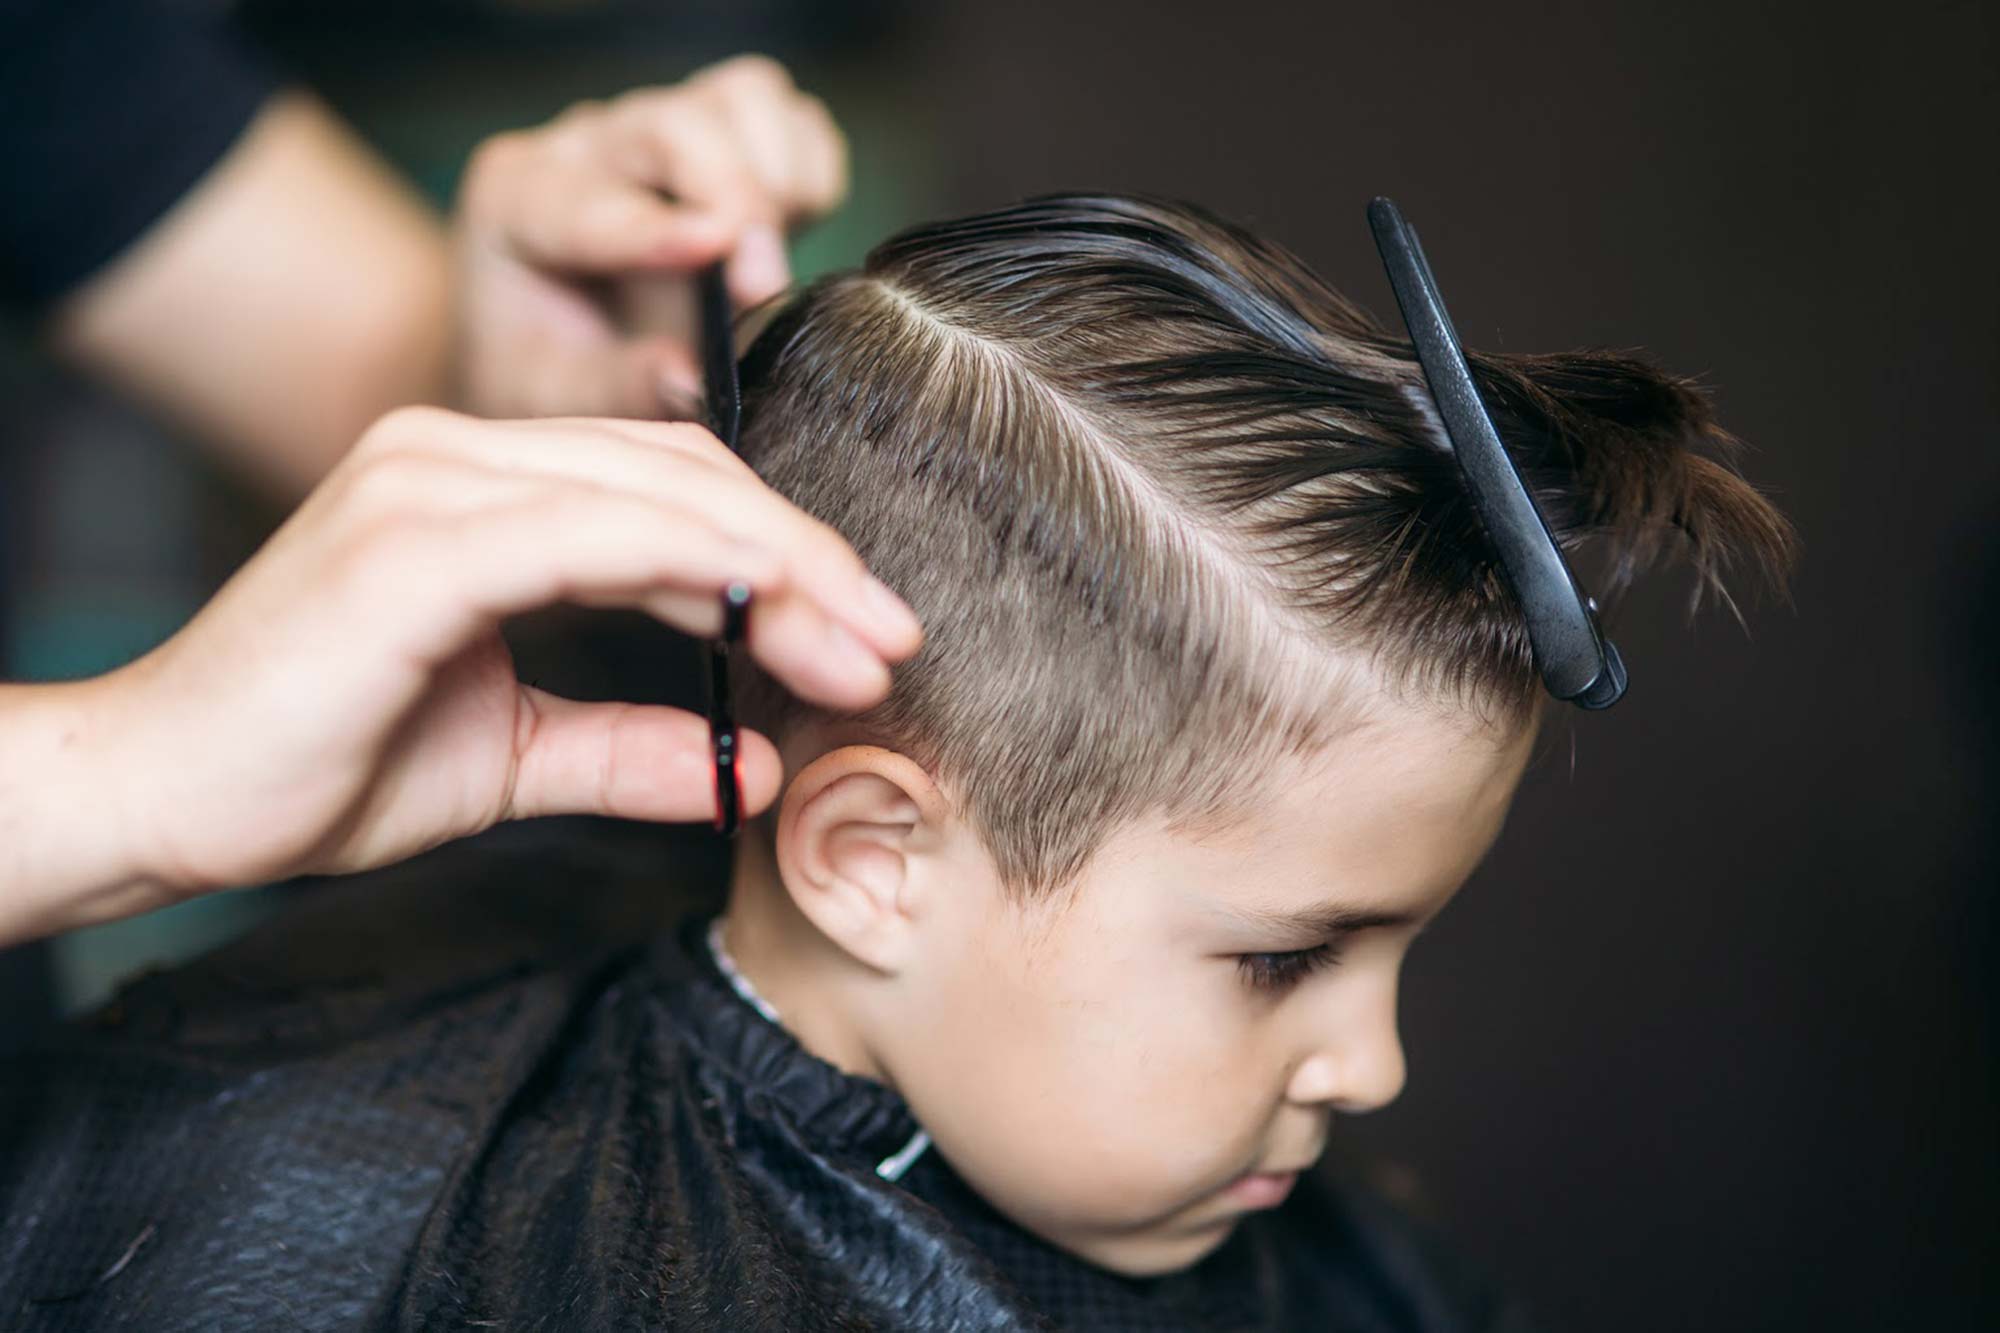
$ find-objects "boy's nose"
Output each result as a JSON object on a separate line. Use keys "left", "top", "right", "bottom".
{"left": 1285, "top": 1020, "right": 1407, "bottom": 1114}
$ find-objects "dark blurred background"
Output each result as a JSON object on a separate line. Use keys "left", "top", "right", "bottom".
{"left": 2, "top": 2, "right": 1994, "bottom": 1329}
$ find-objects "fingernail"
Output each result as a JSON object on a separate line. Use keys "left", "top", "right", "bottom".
{"left": 728, "top": 224, "right": 791, "bottom": 305}
{"left": 857, "top": 573, "right": 922, "bottom": 647}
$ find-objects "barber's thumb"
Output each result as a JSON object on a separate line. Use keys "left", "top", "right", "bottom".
{"left": 504, "top": 689, "right": 780, "bottom": 824}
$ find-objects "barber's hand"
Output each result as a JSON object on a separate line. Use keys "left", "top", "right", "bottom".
{"left": 84, "top": 407, "right": 918, "bottom": 898}
{"left": 453, "top": 55, "right": 846, "bottom": 420}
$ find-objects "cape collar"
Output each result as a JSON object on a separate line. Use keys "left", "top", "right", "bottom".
{"left": 648, "top": 916, "right": 931, "bottom": 1179}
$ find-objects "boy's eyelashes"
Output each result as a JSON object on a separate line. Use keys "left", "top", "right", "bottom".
{"left": 1234, "top": 941, "right": 1343, "bottom": 995}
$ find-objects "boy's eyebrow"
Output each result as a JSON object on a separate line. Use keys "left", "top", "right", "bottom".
{"left": 1221, "top": 902, "right": 1418, "bottom": 938}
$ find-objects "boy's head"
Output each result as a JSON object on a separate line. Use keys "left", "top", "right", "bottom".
{"left": 720, "top": 194, "right": 1791, "bottom": 1274}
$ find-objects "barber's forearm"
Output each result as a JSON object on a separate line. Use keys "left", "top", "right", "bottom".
{"left": 0, "top": 678, "right": 173, "bottom": 948}
{"left": 49, "top": 92, "right": 452, "bottom": 500}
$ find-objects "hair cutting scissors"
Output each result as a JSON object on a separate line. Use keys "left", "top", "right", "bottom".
{"left": 699, "top": 262, "right": 752, "bottom": 834}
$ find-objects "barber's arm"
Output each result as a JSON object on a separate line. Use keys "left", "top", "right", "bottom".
{"left": 48, "top": 92, "right": 449, "bottom": 496}
{"left": 47, "top": 54, "right": 846, "bottom": 495}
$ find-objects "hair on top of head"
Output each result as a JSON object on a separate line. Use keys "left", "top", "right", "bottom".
{"left": 731, "top": 193, "right": 1795, "bottom": 896}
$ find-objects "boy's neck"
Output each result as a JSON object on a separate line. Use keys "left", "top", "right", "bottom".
{"left": 719, "top": 828, "right": 889, "bottom": 1084}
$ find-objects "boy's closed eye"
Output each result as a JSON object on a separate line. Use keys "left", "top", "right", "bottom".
{"left": 1234, "top": 941, "right": 1344, "bottom": 995}
{"left": 1217, "top": 902, "right": 1417, "bottom": 995}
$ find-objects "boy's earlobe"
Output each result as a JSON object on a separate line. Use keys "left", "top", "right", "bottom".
{"left": 773, "top": 746, "right": 946, "bottom": 974}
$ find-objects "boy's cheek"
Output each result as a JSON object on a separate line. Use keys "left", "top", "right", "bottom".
{"left": 933, "top": 1098, "right": 1238, "bottom": 1251}
{"left": 893, "top": 894, "right": 1279, "bottom": 1240}
{"left": 908, "top": 986, "right": 1274, "bottom": 1227}
{"left": 938, "top": 1095, "right": 1258, "bottom": 1278}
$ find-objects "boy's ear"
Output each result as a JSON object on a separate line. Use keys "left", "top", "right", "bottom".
{"left": 772, "top": 745, "right": 947, "bottom": 974}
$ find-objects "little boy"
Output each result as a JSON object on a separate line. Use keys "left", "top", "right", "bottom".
{"left": 0, "top": 194, "right": 1789, "bottom": 1330}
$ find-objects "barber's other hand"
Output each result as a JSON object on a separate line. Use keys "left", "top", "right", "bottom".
{"left": 82, "top": 408, "right": 918, "bottom": 901}
{"left": 453, "top": 55, "right": 846, "bottom": 420}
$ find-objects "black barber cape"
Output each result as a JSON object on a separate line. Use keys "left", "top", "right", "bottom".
{"left": 0, "top": 822, "right": 1532, "bottom": 1331}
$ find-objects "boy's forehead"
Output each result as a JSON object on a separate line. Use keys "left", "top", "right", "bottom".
{"left": 1171, "top": 708, "right": 1533, "bottom": 847}
{"left": 1108, "top": 711, "right": 1535, "bottom": 913}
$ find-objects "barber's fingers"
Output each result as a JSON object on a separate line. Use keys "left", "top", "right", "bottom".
{"left": 786, "top": 92, "right": 848, "bottom": 219}
{"left": 366, "top": 486, "right": 888, "bottom": 710}
{"left": 459, "top": 55, "right": 844, "bottom": 325}
{"left": 334, "top": 413, "right": 919, "bottom": 708}
{"left": 689, "top": 65, "right": 846, "bottom": 305}
{"left": 605, "top": 60, "right": 847, "bottom": 304}
{"left": 618, "top": 56, "right": 847, "bottom": 225}
{"left": 378, "top": 412, "right": 774, "bottom": 513}
{"left": 686, "top": 55, "right": 848, "bottom": 217}
{"left": 604, "top": 95, "right": 788, "bottom": 302}
{"left": 329, "top": 485, "right": 782, "bottom": 680}
{"left": 467, "top": 138, "right": 736, "bottom": 274}
{"left": 355, "top": 414, "right": 921, "bottom": 662}
{"left": 469, "top": 111, "right": 783, "bottom": 307}
{"left": 659, "top": 62, "right": 795, "bottom": 211}
{"left": 504, "top": 690, "right": 783, "bottom": 823}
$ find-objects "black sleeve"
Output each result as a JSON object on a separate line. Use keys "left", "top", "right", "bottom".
{"left": 0, "top": 0, "right": 283, "bottom": 311}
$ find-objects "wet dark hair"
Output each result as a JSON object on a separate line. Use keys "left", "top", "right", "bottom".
{"left": 732, "top": 193, "right": 1794, "bottom": 894}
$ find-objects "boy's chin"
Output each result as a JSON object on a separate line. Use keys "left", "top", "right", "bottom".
{"left": 1054, "top": 1213, "right": 1240, "bottom": 1278}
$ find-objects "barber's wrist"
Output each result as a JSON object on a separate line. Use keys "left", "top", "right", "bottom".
{"left": 0, "top": 675, "right": 181, "bottom": 946}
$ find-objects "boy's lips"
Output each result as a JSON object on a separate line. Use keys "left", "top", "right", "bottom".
{"left": 1221, "top": 1170, "right": 1299, "bottom": 1210}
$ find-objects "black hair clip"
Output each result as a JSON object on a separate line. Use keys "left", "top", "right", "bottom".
{"left": 699, "top": 261, "right": 751, "bottom": 834}
{"left": 1366, "top": 197, "right": 1628, "bottom": 710}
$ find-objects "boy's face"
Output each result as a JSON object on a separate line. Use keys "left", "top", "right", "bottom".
{"left": 868, "top": 707, "right": 1536, "bottom": 1276}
